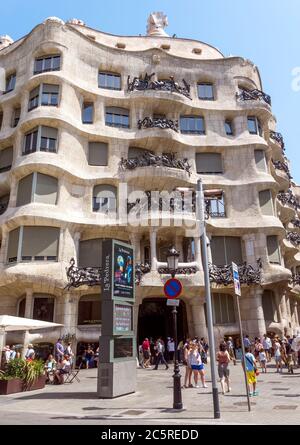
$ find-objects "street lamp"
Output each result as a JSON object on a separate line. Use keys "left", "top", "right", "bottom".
{"left": 166, "top": 246, "right": 183, "bottom": 410}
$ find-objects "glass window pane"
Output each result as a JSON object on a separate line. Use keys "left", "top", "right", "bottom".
{"left": 248, "top": 117, "right": 257, "bottom": 134}
{"left": 106, "top": 112, "right": 113, "bottom": 125}
{"left": 32, "top": 131, "right": 38, "bottom": 150}
{"left": 44, "top": 58, "right": 51, "bottom": 71}
{"left": 35, "top": 59, "right": 43, "bottom": 73}
{"left": 52, "top": 56, "right": 60, "bottom": 70}
{"left": 225, "top": 121, "right": 233, "bottom": 135}
{"left": 50, "top": 94, "right": 58, "bottom": 105}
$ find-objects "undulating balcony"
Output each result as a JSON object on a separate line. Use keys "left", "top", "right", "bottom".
{"left": 272, "top": 159, "right": 292, "bottom": 180}
{"left": 277, "top": 190, "right": 300, "bottom": 211}
{"left": 137, "top": 116, "right": 179, "bottom": 132}
{"left": 209, "top": 260, "right": 262, "bottom": 286}
{"left": 120, "top": 152, "right": 191, "bottom": 174}
{"left": 291, "top": 218, "right": 300, "bottom": 229}
{"left": 291, "top": 273, "right": 300, "bottom": 286}
{"left": 127, "top": 72, "right": 191, "bottom": 99}
{"left": 236, "top": 88, "right": 271, "bottom": 106}
{"left": 286, "top": 231, "right": 300, "bottom": 247}
{"left": 270, "top": 131, "right": 285, "bottom": 151}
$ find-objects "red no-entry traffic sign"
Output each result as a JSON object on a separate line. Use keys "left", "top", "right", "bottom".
{"left": 164, "top": 278, "right": 182, "bottom": 299}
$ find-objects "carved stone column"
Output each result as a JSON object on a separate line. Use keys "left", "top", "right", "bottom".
{"left": 24, "top": 288, "right": 33, "bottom": 319}
{"left": 129, "top": 233, "right": 141, "bottom": 263}
{"left": 194, "top": 236, "right": 203, "bottom": 271}
{"left": 191, "top": 300, "right": 207, "bottom": 339}
{"left": 240, "top": 288, "right": 266, "bottom": 338}
{"left": 150, "top": 228, "right": 158, "bottom": 271}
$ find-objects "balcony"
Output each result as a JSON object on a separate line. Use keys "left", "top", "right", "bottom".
{"left": 291, "top": 273, "right": 300, "bottom": 286}
{"left": 137, "top": 116, "right": 179, "bottom": 132}
{"left": 286, "top": 232, "right": 300, "bottom": 247}
{"left": 272, "top": 159, "right": 292, "bottom": 180}
{"left": 209, "top": 260, "right": 262, "bottom": 286}
{"left": 270, "top": 131, "right": 285, "bottom": 151}
{"left": 65, "top": 258, "right": 102, "bottom": 289}
{"left": 120, "top": 152, "right": 191, "bottom": 175}
{"left": 236, "top": 88, "right": 271, "bottom": 106}
{"left": 127, "top": 72, "right": 191, "bottom": 99}
{"left": 277, "top": 190, "right": 300, "bottom": 211}
{"left": 291, "top": 218, "right": 300, "bottom": 229}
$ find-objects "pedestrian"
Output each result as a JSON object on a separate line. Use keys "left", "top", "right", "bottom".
{"left": 54, "top": 338, "right": 65, "bottom": 362}
{"left": 65, "top": 342, "right": 74, "bottom": 367}
{"left": 284, "top": 341, "right": 294, "bottom": 374}
{"left": 142, "top": 338, "right": 151, "bottom": 368}
{"left": 3, "top": 345, "right": 11, "bottom": 364}
{"left": 183, "top": 340, "right": 193, "bottom": 388}
{"left": 10, "top": 345, "right": 16, "bottom": 360}
{"left": 85, "top": 344, "right": 95, "bottom": 369}
{"left": 258, "top": 347, "right": 267, "bottom": 373}
{"left": 274, "top": 338, "right": 283, "bottom": 373}
{"left": 167, "top": 338, "right": 175, "bottom": 362}
{"left": 153, "top": 339, "right": 169, "bottom": 370}
{"left": 226, "top": 336, "right": 236, "bottom": 365}
{"left": 243, "top": 346, "right": 258, "bottom": 396}
{"left": 216, "top": 343, "right": 231, "bottom": 394}
{"left": 243, "top": 335, "right": 252, "bottom": 352}
{"left": 189, "top": 343, "right": 208, "bottom": 389}
{"left": 262, "top": 334, "right": 272, "bottom": 362}
{"left": 254, "top": 337, "right": 263, "bottom": 360}
{"left": 25, "top": 343, "right": 35, "bottom": 361}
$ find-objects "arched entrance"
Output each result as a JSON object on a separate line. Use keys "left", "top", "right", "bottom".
{"left": 137, "top": 297, "right": 188, "bottom": 345}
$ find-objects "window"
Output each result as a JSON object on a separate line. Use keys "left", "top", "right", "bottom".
{"left": 33, "top": 296, "right": 54, "bottom": 322}
{"left": 34, "top": 55, "right": 61, "bottom": 74}
{"left": 78, "top": 295, "right": 101, "bottom": 325}
{"left": 18, "top": 298, "right": 25, "bottom": 318}
{"left": 262, "top": 290, "right": 278, "bottom": 322}
{"left": 23, "top": 126, "right": 58, "bottom": 155}
{"left": 212, "top": 293, "right": 236, "bottom": 325}
{"left": 211, "top": 236, "right": 243, "bottom": 266}
{"left": 5, "top": 72, "right": 16, "bottom": 93}
{"left": 259, "top": 190, "right": 273, "bottom": 216}
{"left": 180, "top": 116, "right": 205, "bottom": 134}
{"left": 98, "top": 72, "right": 121, "bottom": 90}
{"left": 79, "top": 239, "right": 102, "bottom": 268}
{"left": 0, "top": 111, "right": 3, "bottom": 130}
{"left": 267, "top": 235, "right": 281, "bottom": 264}
{"left": 88, "top": 142, "right": 108, "bottom": 166}
{"left": 7, "top": 226, "right": 60, "bottom": 263}
{"left": 40, "top": 126, "right": 58, "bottom": 152}
{"left": 41, "top": 84, "right": 59, "bottom": 106}
{"left": 248, "top": 116, "right": 262, "bottom": 136}
{"left": 12, "top": 107, "right": 21, "bottom": 127}
{"left": 0, "top": 147, "right": 13, "bottom": 172}
{"left": 225, "top": 120, "right": 233, "bottom": 135}
{"left": 93, "top": 185, "right": 117, "bottom": 213}
{"left": 198, "top": 83, "right": 214, "bottom": 100}
{"left": 16, "top": 173, "right": 58, "bottom": 206}
{"left": 205, "top": 191, "right": 226, "bottom": 217}
{"left": 196, "top": 153, "right": 222, "bottom": 174}
{"left": 105, "top": 107, "right": 129, "bottom": 128}
{"left": 254, "top": 150, "right": 267, "bottom": 171}
{"left": 82, "top": 102, "right": 94, "bottom": 124}
{"left": 28, "top": 84, "right": 59, "bottom": 110}
{"left": 0, "top": 194, "right": 9, "bottom": 215}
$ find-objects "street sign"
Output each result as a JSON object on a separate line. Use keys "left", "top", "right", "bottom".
{"left": 164, "top": 278, "right": 182, "bottom": 299}
{"left": 167, "top": 299, "right": 180, "bottom": 307}
{"left": 232, "top": 262, "right": 241, "bottom": 297}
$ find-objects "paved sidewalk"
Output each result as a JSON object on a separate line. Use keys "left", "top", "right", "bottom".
{"left": 0, "top": 361, "right": 300, "bottom": 425}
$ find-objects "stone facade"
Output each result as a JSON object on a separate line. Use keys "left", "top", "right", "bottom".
{"left": 0, "top": 15, "right": 299, "bottom": 353}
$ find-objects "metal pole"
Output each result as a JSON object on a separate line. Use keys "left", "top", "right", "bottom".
{"left": 197, "top": 179, "right": 220, "bottom": 419}
{"left": 172, "top": 306, "right": 183, "bottom": 409}
{"left": 235, "top": 294, "right": 251, "bottom": 412}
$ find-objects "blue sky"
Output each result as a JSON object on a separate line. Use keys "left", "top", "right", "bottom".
{"left": 1, "top": 0, "right": 299, "bottom": 182}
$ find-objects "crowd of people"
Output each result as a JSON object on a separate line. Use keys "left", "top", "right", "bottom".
{"left": 138, "top": 332, "right": 300, "bottom": 397}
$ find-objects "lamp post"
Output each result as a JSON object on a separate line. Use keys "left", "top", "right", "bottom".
{"left": 166, "top": 246, "right": 183, "bottom": 410}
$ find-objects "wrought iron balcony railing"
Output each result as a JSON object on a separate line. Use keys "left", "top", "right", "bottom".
{"left": 291, "top": 273, "right": 300, "bottom": 286}
{"left": 209, "top": 259, "right": 262, "bottom": 286}
{"left": 270, "top": 131, "right": 285, "bottom": 151}
{"left": 286, "top": 232, "right": 300, "bottom": 246}
{"left": 120, "top": 152, "right": 191, "bottom": 174}
{"left": 272, "top": 159, "right": 292, "bottom": 180}
{"left": 127, "top": 72, "right": 191, "bottom": 99}
{"left": 137, "top": 116, "right": 179, "bottom": 132}
{"left": 291, "top": 218, "right": 300, "bottom": 228}
{"left": 158, "top": 266, "right": 198, "bottom": 275}
{"left": 236, "top": 88, "right": 271, "bottom": 106}
{"left": 277, "top": 190, "right": 300, "bottom": 211}
{"left": 65, "top": 258, "right": 102, "bottom": 289}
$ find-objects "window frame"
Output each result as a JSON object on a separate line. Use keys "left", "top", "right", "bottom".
{"left": 225, "top": 119, "right": 234, "bottom": 136}
{"left": 33, "top": 55, "right": 61, "bottom": 75}
{"left": 23, "top": 126, "right": 58, "bottom": 155}
{"left": 180, "top": 116, "right": 205, "bottom": 135}
{"left": 248, "top": 116, "right": 262, "bottom": 136}
{"left": 5, "top": 72, "right": 16, "bottom": 94}
{"left": 197, "top": 82, "right": 215, "bottom": 101}
{"left": 28, "top": 84, "right": 60, "bottom": 111}
{"left": 11, "top": 107, "right": 21, "bottom": 128}
{"left": 98, "top": 72, "right": 121, "bottom": 90}
{"left": 82, "top": 102, "right": 94, "bottom": 124}
{"left": 105, "top": 107, "right": 130, "bottom": 129}
{"left": 212, "top": 293, "right": 236, "bottom": 325}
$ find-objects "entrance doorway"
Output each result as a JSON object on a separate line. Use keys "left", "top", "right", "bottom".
{"left": 137, "top": 298, "right": 188, "bottom": 346}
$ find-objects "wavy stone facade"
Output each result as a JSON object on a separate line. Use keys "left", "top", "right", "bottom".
{"left": 0, "top": 16, "right": 299, "bottom": 352}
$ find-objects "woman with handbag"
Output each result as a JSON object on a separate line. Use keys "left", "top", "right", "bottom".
{"left": 243, "top": 347, "right": 259, "bottom": 396}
